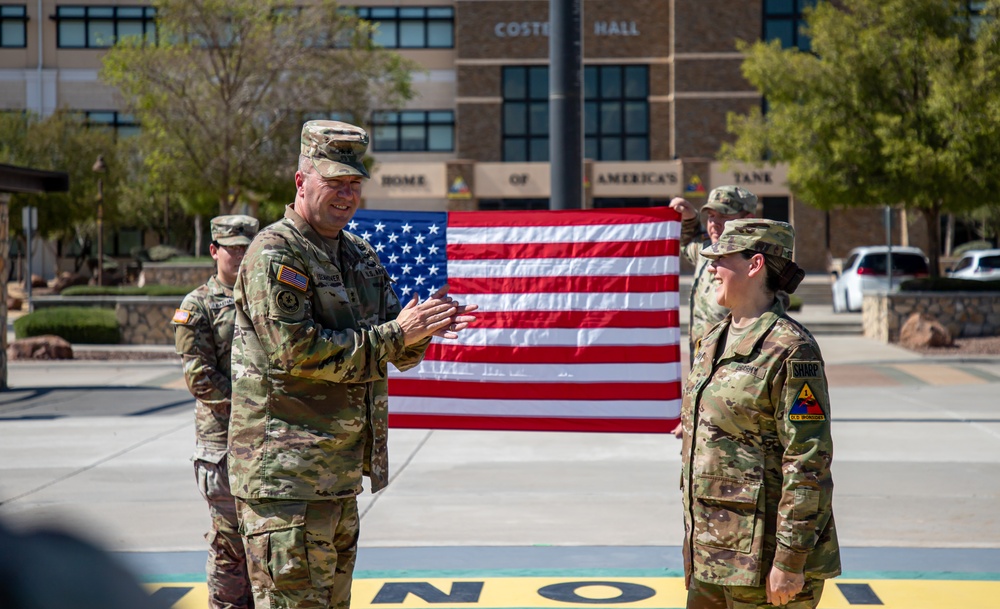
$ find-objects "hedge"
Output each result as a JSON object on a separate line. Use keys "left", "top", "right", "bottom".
{"left": 60, "top": 285, "right": 197, "bottom": 297}
{"left": 901, "top": 277, "right": 1000, "bottom": 292}
{"left": 14, "top": 307, "right": 121, "bottom": 344}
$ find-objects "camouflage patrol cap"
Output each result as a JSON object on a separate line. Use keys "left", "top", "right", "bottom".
{"left": 211, "top": 215, "right": 259, "bottom": 246}
{"left": 700, "top": 218, "right": 795, "bottom": 261}
{"left": 300, "top": 120, "right": 370, "bottom": 179}
{"left": 702, "top": 185, "right": 758, "bottom": 217}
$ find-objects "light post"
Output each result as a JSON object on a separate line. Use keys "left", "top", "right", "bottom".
{"left": 92, "top": 155, "right": 107, "bottom": 286}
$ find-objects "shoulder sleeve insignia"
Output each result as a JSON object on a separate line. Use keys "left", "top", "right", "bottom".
{"left": 276, "top": 265, "right": 309, "bottom": 291}
{"left": 789, "top": 360, "right": 823, "bottom": 379}
{"left": 789, "top": 382, "right": 826, "bottom": 421}
{"left": 274, "top": 289, "right": 302, "bottom": 315}
{"left": 172, "top": 309, "right": 192, "bottom": 324}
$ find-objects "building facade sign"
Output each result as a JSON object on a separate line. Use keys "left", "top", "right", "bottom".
{"left": 365, "top": 163, "right": 447, "bottom": 199}
{"left": 709, "top": 162, "right": 790, "bottom": 196}
{"left": 474, "top": 163, "right": 551, "bottom": 198}
{"left": 592, "top": 161, "right": 682, "bottom": 197}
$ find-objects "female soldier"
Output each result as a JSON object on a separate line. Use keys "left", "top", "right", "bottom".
{"left": 680, "top": 219, "right": 841, "bottom": 609}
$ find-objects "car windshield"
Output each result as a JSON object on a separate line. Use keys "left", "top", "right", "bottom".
{"left": 857, "top": 252, "right": 928, "bottom": 275}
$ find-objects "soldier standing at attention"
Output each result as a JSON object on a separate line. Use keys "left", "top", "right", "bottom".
{"left": 680, "top": 219, "right": 840, "bottom": 609}
{"left": 229, "top": 120, "right": 477, "bottom": 609}
{"left": 173, "top": 214, "right": 260, "bottom": 609}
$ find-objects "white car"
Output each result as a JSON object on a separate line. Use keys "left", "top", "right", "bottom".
{"left": 947, "top": 249, "right": 1000, "bottom": 281}
{"left": 831, "top": 246, "right": 930, "bottom": 313}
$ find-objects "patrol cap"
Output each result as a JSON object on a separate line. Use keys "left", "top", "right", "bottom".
{"left": 300, "top": 120, "right": 370, "bottom": 179}
{"left": 700, "top": 218, "right": 795, "bottom": 261}
{"left": 211, "top": 215, "right": 259, "bottom": 246}
{"left": 702, "top": 185, "right": 758, "bottom": 217}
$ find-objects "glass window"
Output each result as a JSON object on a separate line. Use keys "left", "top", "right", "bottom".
{"left": 0, "top": 4, "right": 27, "bottom": 48}
{"left": 502, "top": 64, "right": 649, "bottom": 162}
{"left": 55, "top": 5, "right": 157, "bottom": 48}
{"left": 357, "top": 6, "right": 454, "bottom": 49}
{"left": 763, "top": 0, "right": 814, "bottom": 51}
{"left": 371, "top": 109, "right": 455, "bottom": 152}
{"left": 84, "top": 110, "right": 140, "bottom": 137}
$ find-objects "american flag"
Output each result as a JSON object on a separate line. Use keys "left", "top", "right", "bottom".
{"left": 350, "top": 207, "right": 682, "bottom": 433}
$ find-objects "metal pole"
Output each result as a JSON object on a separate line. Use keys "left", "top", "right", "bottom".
{"left": 23, "top": 208, "right": 32, "bottom": 313}
{"left": 885, "top": 206, "right": 893, "bottom": 292}
{"left": 97, "top": 177, "right": 104, "bottom": 286}
{"left": 549, "top": 0, "right": 583, "bottom": 210}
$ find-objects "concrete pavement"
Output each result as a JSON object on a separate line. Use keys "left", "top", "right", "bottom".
{"left": 1, "top": 300, "right": 999, "bottom": 605}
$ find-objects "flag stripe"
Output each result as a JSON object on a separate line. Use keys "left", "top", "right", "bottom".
{"left": 448, "top": 256, "right": 677, "bottom": 278}
{"left": 388, "top": 413, "right": 680, "bottom": 434}
{"left": 438, "top": 326, "right": 680, "bottom": 347}
{"left": 389, "top": 378, "right": 681, "bottom": 401}
{"left": 448, "top": 292, "right": 678, "bottom": 312}
{"left": 423, "top": 343, "right": 682, "bottom": 364}
{"left": 446, "top": 239, "right": 679, "bottom": 260}
{"left": 397, "top": 361, "right": 680, "bottom": 383}
{"left": 447, "top": 222, "right": 676, "bottom": 245}
{"left": 448, "top": 274, "right": 678, "bottom": 294}
{"left": 447, "top": 208, "right": 678, "bottom": 228}
{"left": 467, "top": 309, "right": 679, "bottom": 329}
{"left": 389, "top": 396, "right": 680, "bottom": 418}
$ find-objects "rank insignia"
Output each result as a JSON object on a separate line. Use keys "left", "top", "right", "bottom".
{"left": 789, "top": 383, "right": 826, "bottom": 421}
{"left": 277, "top": 265, "right": 309, "bottom": 291}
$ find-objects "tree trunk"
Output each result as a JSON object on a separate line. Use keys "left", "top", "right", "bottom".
{"left": 944, "top": 213, "right": 954, "bottom": 256}
{"left": 194, "top": 214, "right": 203, "bottom": 258}
{"left": 920, "top": 205, "right": 942, "bottom": 278}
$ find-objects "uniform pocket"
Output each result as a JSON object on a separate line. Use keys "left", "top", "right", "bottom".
{"left": 692, "top": 475, "right": 761, "bottom": 553}
{"left": 239, "top": 501, "right": 309, "bottom": 591}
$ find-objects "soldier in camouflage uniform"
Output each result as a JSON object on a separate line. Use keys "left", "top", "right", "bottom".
{"left": 173, "top": 214, "right": 260, "bottom": 609}
{"left": 229, "top": 120, "right": 477, "bottom": 609}
{"left": 680, "top": 219, "right": 840, "bottom": 609}
{"left": 670, "top": 186, "right": 759, "bottom": 360}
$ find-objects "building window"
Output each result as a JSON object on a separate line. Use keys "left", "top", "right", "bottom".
{"left": 54, "top": 5, "right": 157, "bottom": 49}
{"left": 502, "top": 65, "right": 649, "bottom": 162}
{"left": 1, "top": 4, "right": 27, "bottom": 48}
{"left": 372, "top": 110, "right": 454, "bottom": 152}
{"left": 968, "top": 1, "right": 987, "bottom": 37}
{"left": 478, "top": 198, "right": 548, "bottom": 211}
{"left": 763, "top": 0, "right": 815, "bottom": 51}
{"left": 356, "top": 6, "right": 453, "bottom": 49}
{"left": 584, "top": 65, "right": 649, "bottom": 162}
{"left": 85, "top": 110, "right": 140, "bottom": 137}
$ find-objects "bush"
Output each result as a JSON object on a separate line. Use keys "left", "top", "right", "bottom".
{"left": 787, "top": 294, "right": 803, "bottom": 312}
{"left": 14, "top": 307, "right": 121, "bottom": 344}
{"left": 901, "top": 277, "right": 1000, "bottom": 292}
{"left": 952, "top": 240, "right": 995, "bottom": 258}
{"left": 60, "top": 285, "right": 197, "bottom": 297}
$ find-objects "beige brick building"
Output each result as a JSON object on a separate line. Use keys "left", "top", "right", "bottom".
{"left": 0, "top": 0, "right": 924, "bottom": 273}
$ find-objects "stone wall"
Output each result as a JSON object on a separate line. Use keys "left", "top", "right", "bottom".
{"left": 32, "top": 296, "right": 183, "bottom": 345}
{"left": 138, "top": 262, "right": 214, "bottom": 287}
{"left": 863, "top": 292, "right": 1000, "bottom": 343}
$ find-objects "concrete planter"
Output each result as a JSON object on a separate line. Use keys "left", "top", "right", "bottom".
{"left": 138, "top": 261, "right": 213, "bottom": 288}
{"left": 862, "top": 292, "right": 1000, "bottom": 343}
{"left": 32, "top": 295, "right": 184, "bottom": 345}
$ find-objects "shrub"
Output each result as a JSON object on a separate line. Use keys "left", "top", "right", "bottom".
{"left": 60, "top": 285, "right": 197, "bottom": 297}
{"left": 901, "top": 277, "right": 1000, "bottom": 292}
{"left": 14, "top": 307, "right": 121, "bottom": 344}
{"left": 786, "top": 294, "right": 803, "bottom": 312}
{"left": 952, "top": 240, "right": 995, "bottom": 258}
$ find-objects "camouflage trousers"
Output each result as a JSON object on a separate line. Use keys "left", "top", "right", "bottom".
{"left": 236, "top": 496, "right": 359, "bottom": 609}
{"left": 195, "top": 458, "right": 253, "bottom": 609}
{"left": 687, "top": 577, "right": 825, "bottom": 609}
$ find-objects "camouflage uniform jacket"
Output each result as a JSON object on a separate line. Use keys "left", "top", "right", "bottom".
{"left": 680, "top": 300, "right": 841, "bottom": 588}
{"left": 173, "top": 275, "right": 236, "bottom": 462}
{"left": 229, "top": 205, "right": 430, "bottom": 500}
{"left": 680, "top": 217, "right": 729, "bottom": 349}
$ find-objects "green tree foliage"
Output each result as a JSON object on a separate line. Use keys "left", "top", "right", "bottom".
{"left": 0, "top": 111, "right": 120, "bottom": 243}
{"left": 100, "top": 0, "right": 416, "bottom": 217}
{"left": 722, "top": 0, "right": 1000, "bottom": 276}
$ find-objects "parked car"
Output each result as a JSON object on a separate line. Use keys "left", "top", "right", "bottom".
{"left": 831, "top": 246, "right": 930, "bottom": 313}
{"left": 947, "top": 249, "right": 1000, "bottom": 281}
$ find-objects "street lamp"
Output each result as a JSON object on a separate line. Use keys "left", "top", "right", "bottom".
{"left": 92, "top": 155, "right": 107, "bottom": 286}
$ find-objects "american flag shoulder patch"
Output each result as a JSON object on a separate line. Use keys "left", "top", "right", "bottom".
{"left": 276, "top": 265, "right": 309, "bottom": 291}
{"left": 172, "top": 309, "right": 192, "bottom": 324}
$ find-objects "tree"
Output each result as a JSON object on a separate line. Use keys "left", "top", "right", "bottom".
{"left": 721, "top": 0, "right": 1000, "bottom": 276}
{"left": 101, "top": 0, "right": 416, "bottom": 218}
{"left": 0, "top": 111, "right": 123, "bottom": 262}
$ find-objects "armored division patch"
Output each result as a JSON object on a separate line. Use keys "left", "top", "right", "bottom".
{"left": 172, "top": 309, "right": 192, "bottom": 324}
{"left": 790, "top": 360, "right": 823, "bottom": 379}
{"left": 789, "top": 383, "right": 826, "bottom": 421}
{"left": 277, "top": 265, "right": 309, "bottom": 291}
{"left": 275, "top": 290, "right": 302, "bottom": 315}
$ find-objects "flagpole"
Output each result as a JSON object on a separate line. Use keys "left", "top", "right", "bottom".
{"left": 549, "top": 0, "right": 583, "bottom": 210}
